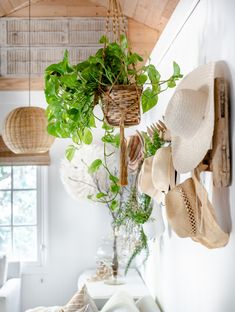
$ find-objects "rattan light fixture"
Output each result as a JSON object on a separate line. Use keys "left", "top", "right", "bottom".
{"left": 2, "top": 0, "right": 54, "bottom": 154}
{"left": 2, "top": 107, "right": 55, "bottom": 154}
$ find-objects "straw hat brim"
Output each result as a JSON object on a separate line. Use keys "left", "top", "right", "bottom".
{"left": 165, "top": 177, "right": 229, "bottom": 248}
{"left": 152, "top": 146, "right": 173, "bottom": 193}
{"left": 138, "top": 156, "right": 164, "bottom": 204}
{"left": 167, "top": 62, "right": 220, "bottom": 173}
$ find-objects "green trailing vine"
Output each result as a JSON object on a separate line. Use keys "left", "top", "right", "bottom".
{"left": 44, "top": 34, "right": 182, "bottom": 150}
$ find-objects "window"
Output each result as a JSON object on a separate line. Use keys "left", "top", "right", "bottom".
{"left": 0, "top": 165, "right": 44, "bottom": 262}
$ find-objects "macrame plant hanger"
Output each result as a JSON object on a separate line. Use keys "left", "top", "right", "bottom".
{"left": 101, "top": 0, "right": 142, "bottom": 186}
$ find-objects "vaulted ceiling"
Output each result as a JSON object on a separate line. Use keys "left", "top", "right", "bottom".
{"left": 0, "top": 0, "right": 39, "bottom": 17}
{"left": 0, "top": 0, "right": 179, "bottom": 31}
{"left": 0, "top": 0, "right": 180, "bottom": 90}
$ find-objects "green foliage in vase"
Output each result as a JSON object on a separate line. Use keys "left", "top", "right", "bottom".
{"left": 44, "top": 34, "right": 182, "bottom": 149}
{"left": 114, "top": 186, "right": 153, "bottom": 274}
{"left": 124, "top": 228, "right": 149, "bottom": 275}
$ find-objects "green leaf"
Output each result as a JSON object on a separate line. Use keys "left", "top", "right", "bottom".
{"left": 87, "top": 194, "right": 93, "bottom": 200}
{"left": 127, "top": 52, "right": 143, "bottom": 65}
{"left": 167, "top": 79, "right": 176, "bottom": 88}
{"left": 45, "top": 50, "right": 73, "bottom": 76}
{"left": 147, "top": 65, "right": 160, "bottom": 83}
{"left": 113, "top": 134, "right": 120, "bottom": 148}
{"left": 109, "top": 174, "right": 119, "bottom": 184}
{"left": 96, "top": 192, "right": 107, "bottom": 199}
{"left": 88, "top": 159, "right": 103, "bottom": 174}
{"left": 137, "top": 74, "right": 148, "bottom": 85}
{"left": 173, "top": 61, "right": 181, "bottom": 77}
{"left": 65, "top": 145, "right": 76, "bottom": 161}
{"left": 102, "top": 122, "right": 114, "bottom": 131}
{"left": 102, "top": 133, "right": 120, "bottom": 148}
{"left": 47, "top": 122, "right": 58, "bottom": 137}
{"left": 120, "top": 34, "right": 128, "bottom": 50}
{"left": 110, "top": 184, "right": 120, "bottom": 193}
{"left": 72, "top": 132, "right": 79, "bottom": 144}
{"left": 99, "top": 35, "right": 109, "bottom": 44}
{"left": 110, "top": 200, "right": 119, "bottom": 211}
{"left": 82, "top": 128, "right": 93, "bottom": 145}
{"left": 89, "top": 114, "right": 96, "bottom": 128}
{"left": 67, "top": 108, "right": 79, "bottom": 121}
{"left": 76, "top": 60, "right": 90, "bottom": 72}
{"left": 142, "top": 88, "right": 158, "bottom": 113}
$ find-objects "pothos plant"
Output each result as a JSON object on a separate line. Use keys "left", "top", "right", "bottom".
{"left": 44, "top": 34, "right": 182, "bottom": 157}
{"left": 44, "top": 34, "right": 181, "bottom": 273}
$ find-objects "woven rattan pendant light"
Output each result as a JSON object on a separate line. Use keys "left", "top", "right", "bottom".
{"left": 2, "top": 0, "right": 54, "bottom": 154}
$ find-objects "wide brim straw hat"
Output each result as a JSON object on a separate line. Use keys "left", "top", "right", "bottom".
{"left": 152, "top": 146, "right": 174, "bottom": 193}
{"left": 165, "top": 62, "right": 220, "bottom": 173}
{"left": 165, "top": 167, "right": 229, "bottom": 248}
{"left": 138, "top": 156, "right": 164, "bottom": 204}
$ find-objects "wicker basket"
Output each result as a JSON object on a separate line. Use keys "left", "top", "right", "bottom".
{"left": 2, "top": 107, "right": 55, "bottom": 154}
{"left": 101, "top": 85, "right": 142, "bottom": 127}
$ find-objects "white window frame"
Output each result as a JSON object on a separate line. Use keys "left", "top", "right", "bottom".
{"left": 22, "top": 166, "right": 48, "bottom": 273}
{"left": 0, "top": 165, "right": 48, "bottom": 271}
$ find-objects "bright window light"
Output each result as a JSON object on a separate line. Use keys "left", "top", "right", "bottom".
{"left": 0, "top": 166, "right": 41, "bottom": 262}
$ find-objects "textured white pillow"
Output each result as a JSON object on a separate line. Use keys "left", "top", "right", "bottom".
{"left": 100, "top": 291, "right": 139, "bottom": 312}
{"left": 0, "top": 254, "right": 8, "bottom": 288}
{"left": 63, "top": 285, "right": 98, "bottom": 312}
{"left": 136, "top": 296, "right": 161, "bottom": 312}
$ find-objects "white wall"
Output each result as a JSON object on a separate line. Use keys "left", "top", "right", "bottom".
{"left": 0, "top": 92, "right": 112, "bottom": 310}
{"left": 1, "top": 1, "right": 235, "bottom": 310}
{"left": 142, "top": 1, "right": 235, "bottom": 311}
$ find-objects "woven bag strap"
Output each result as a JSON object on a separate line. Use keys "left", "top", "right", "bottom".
{"left": 192, "top": 164, "right": 213, "bottom": 232}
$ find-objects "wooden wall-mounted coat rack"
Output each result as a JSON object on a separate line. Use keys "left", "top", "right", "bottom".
{"left": 202, "top": 78, "right": 230, "bottom": 187}
{"left": 155, "top": 77, "right": 231, "bottom": 188}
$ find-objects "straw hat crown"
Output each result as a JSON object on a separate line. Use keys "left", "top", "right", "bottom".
{"left": 164, "top": 62, "right": 218, "bottom": 173}
{"left": 165, "top": 88, "right": 208, "bottom": 139}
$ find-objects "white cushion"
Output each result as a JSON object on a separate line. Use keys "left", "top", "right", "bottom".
{"left": 100, "top": 290, "right": 139, "bottom": 312}
{"left": 136, "top": 296, "right": 161, "bottom": 312}
{"left": 0, "top": 255, "right": 8, "bottom": 288}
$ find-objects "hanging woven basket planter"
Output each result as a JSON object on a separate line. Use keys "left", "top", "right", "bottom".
{"left": 44, "top": 0, "right": 182, "bottom": 187}
{"left": 99, "top": 0, "right": 143, "bottom": 186}
{"left": 101, "top": 85, "right": 142, "bottom": 127}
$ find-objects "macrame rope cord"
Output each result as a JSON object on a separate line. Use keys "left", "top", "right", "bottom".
{"left": 100, "top": 0, "right": 142, "bottom": 186}
{"left": 119, "top": 110, "right": 128, "bottom": 186}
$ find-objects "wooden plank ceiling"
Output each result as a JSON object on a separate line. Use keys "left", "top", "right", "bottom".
{"left": 90, "top": 0, "right": 179, "bottom": 31}
{"left": 0, "top": 0, "right": 179, "bottom": 90}
{"left": 0, "top": 0, "right": 179, "bottom": 31}
{"left": 0, "top": 0, "right": 39, "bottom": 17}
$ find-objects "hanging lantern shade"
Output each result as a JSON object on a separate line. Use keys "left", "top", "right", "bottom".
{"left": 2, "top": 107, "right": 55, "bottom": 154}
